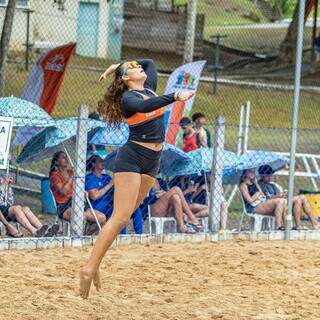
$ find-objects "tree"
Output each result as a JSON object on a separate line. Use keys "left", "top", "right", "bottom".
{"left": 0, "top": 0, "right": 67, "bottom": 97}
{"left": 0, "top": 0, "right": 17, "bottom": 97}
{"left": 271, "top": 0, "right": 292, "bottom": 17}
{"left": 277, "top": 0, "right": 315, "bottom": 64}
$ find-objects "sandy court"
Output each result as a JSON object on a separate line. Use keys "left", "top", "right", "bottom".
{"left": 1, "top": 240, "right": 320, "bottom": 320}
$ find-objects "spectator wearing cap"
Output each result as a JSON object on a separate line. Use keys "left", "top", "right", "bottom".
{"left": 179, "top": 117, "right": 205, "bottom": 153}
{"left": 87, "top": 112, "right": 107, "bottom": 159}
{"left": 85, "top": 155, "right": 144, "bottom": 234}
{"left": 258, "top": 165, "right": 320, "bottom": 230}
{"left": 192, "top": 112, "right": 211, "bottom": 148}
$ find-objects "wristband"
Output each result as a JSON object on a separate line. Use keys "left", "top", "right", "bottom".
{"left": 175, "top": 91, "right": 182, "bottom": 101}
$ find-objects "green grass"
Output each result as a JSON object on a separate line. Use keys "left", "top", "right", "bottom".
{"left": 5, "top": 61, "right": 320, "bottom": 129}
{"left": 198, "top": 0, "right": 268, "bottom": 40}
{"left": 207, "top": 26, "right": 313, "bottom": 53}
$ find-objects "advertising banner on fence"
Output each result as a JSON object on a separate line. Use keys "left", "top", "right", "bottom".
{"left": 164, "top": 60, "right": 206, "bottom": 145}
{"left": 21, "top": 42, "right": 76, "bottom": 115}
{"left": 0, "top": 116, "right": 13, "bottom": 170}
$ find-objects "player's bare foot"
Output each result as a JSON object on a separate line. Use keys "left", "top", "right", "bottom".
{"left": 93, "top": 268, "right": 102, "bottom": 291}
{"left": 79, "top": 267, "right": 94, "bottom": 299}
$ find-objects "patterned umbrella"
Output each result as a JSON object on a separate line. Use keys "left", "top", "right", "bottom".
{"left": 161, "top": 147, "right": 240, "bottom": 177}
{"left": 16, "top": 117, "right": 106, "bottom": 164}
{"left": 0, "top": 97, "right": 54, "bottom": 127}
{"left": 104, "top": 146, "right": 238, "bottom": 177}
{"left": 89, "top": 123, "right": 129, "bottom": 146}
{"left": 223, "top": 150, "right": 289, "bottom": 185}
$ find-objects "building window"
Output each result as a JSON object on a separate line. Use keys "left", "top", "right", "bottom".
{"left": 0, "top": 0, "right": 29, "bottom": 7}
{"left": 17, "top": 0, "right": 28, "bottom": 6}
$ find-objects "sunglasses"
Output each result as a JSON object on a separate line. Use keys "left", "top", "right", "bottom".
{"left": 122, "top": 61, "right": 140, "bottom": 76}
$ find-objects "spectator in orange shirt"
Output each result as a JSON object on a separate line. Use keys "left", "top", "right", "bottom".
{"left": 49, "top": 151, "right": 106, "bottom": 233}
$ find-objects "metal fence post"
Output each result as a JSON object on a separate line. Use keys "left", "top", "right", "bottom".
{"left": 243, "top": 100, "right": 251, "bottom": 154}
{"left": 286, "top": 0, "right": 306, "bottom": 240}
{"left": 71, "top": 104, "right": 89, "bottom": 237}
{"left": 237, "top": 101, "right": 250, "bottom": 155}
{"left": 209, "top": 115, "right": 225, "bottom": 232}
{"left": 237, "top": 105, "right": 245, "bottom": 155}
{"left": 183, "top": 0, "right": 197, "bottom": 64}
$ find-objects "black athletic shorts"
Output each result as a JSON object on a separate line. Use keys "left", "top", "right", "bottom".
{"left": 114, "top": 141, "right": 162, "bottom": 178}
{"left": 0, "top": 205, "right": 13, "bottom": 222}
{"left": 56, "top": 200, "right": 72, "bottom": 220}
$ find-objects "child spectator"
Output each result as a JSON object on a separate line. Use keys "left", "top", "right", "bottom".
{"left": 192, "top": 112, "right": 211, "bottom": 148}
{"left": 179, "top": 117, "right": 204, "bottom": 152}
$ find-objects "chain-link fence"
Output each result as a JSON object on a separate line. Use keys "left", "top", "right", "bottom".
{"left": 1, "top": 0, "right": 320, "bottom": 125}
{"left": 0, "top": 0, "right": 320, "bottom": 243}
{"left": 1, "top": 105, "right": 320, "bottom": 240}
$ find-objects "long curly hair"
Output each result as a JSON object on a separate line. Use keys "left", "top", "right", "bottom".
{"left": 49, "top": 151, "right": 65, "bottom": 176}
{"left": 98, "top": 64, "right": 127, "bottom": 124}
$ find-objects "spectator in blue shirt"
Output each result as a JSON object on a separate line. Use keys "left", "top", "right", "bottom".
{"left": 85, "top": 155, "right": 143, "bottom": 234}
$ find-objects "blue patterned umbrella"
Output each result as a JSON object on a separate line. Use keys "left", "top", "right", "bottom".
{"left": 223, "top": 150, "right": 289, "bottom": 185}
{"left": 89, "top": 123, "right": 129, "bottom": 146}
{"left": 0, "top": 97, "right": 54, "bottom": 127}
{"left": 104, "top": 143, "right": 192, "bottom": 173}
{"left": 16, "top": 117, "right": 106, "bottom": 164}
{"left": 161, "top": 148, "right": 240, "bottom": 177}
{"left": 104, "top": 146, "right": 238, "bottom": 177}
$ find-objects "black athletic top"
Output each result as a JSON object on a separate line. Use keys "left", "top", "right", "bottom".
{"left": 121, "top": 59, "right": 175, "bottom": 143}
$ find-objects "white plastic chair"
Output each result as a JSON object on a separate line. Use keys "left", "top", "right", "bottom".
{"left": 238, "top": 192, "right": 275, "bottom": 232}
{"left": 148, "top": 205, "right": 177, "bottom": 234}
{"left": 0, "top": 221, "right": 6, "bottom": 236}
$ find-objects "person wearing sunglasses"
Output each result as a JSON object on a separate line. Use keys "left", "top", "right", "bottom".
{"left": 79, "top": 59, "right": 194, "bottom": 298}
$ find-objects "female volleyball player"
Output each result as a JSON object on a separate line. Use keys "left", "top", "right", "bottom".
{"left": 79, "top": 59, "right": 194, "bottom": 299}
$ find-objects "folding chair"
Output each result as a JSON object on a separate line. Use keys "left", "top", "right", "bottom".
{"left": 238, "top": 191, "right": 275, "bottom": 232}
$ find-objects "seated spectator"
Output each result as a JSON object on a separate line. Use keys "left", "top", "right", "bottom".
{"left": 170, "top": 175, "right": 228, "bottom": 230}
{"left": 85, "top": 155, "right": 143, "bottom": 234}
{"left": 0, "top": 209, "right": 22, "bottom": 238}
{"left": 258, "top": 165, "right": 320, "bottom": 230}
{"left": 149, "top": 180, "right": 203, "bottom": 233}
{"left": 179, "top": 117, "right": 204, "bottom": 152}
{"left": 239, "top": 169, "right": 287, "bottom": 230}
{"left": 49, "top": 151, "right": 106, "bottom": 235}
{"left": 0, "top": 174, "right": 57, "bottom": 237}
{"left": 192, "top": 112, "right": 211, "bottom": 148}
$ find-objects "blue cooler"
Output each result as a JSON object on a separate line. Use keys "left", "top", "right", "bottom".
{"left": 41, "top": 178, "right": 57, "bottom": 214}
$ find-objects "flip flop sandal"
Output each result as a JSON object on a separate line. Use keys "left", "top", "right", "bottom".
{"left": 35, "top": 224, "right": 49, "bottom": 237}
{"left": 182, "top": 225, "right": 197, "bottom": 234}
{"left": 7, "top": 232, "right": 23, "bottom": 238}
{"left": 45, "top": 224, "right": 60, "bottom": 237}
{"left": 186, "top": 223, "right": 204, "bottom": 232}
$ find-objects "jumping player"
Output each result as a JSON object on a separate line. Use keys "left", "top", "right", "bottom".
{"left": 79, "top": 59, "right": 194, "bottom": 298}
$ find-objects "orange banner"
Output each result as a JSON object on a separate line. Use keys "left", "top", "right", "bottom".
{"left": 21, "top": 43, "right": 76, "bottom": 114}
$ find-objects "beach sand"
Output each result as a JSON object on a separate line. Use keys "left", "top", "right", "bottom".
{"left": 1, "top": 240, "right": 320, "bottom": 320}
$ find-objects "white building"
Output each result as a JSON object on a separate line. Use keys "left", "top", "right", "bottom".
{"left": 0, "top": 0, "right": 113, "bottom": 58}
